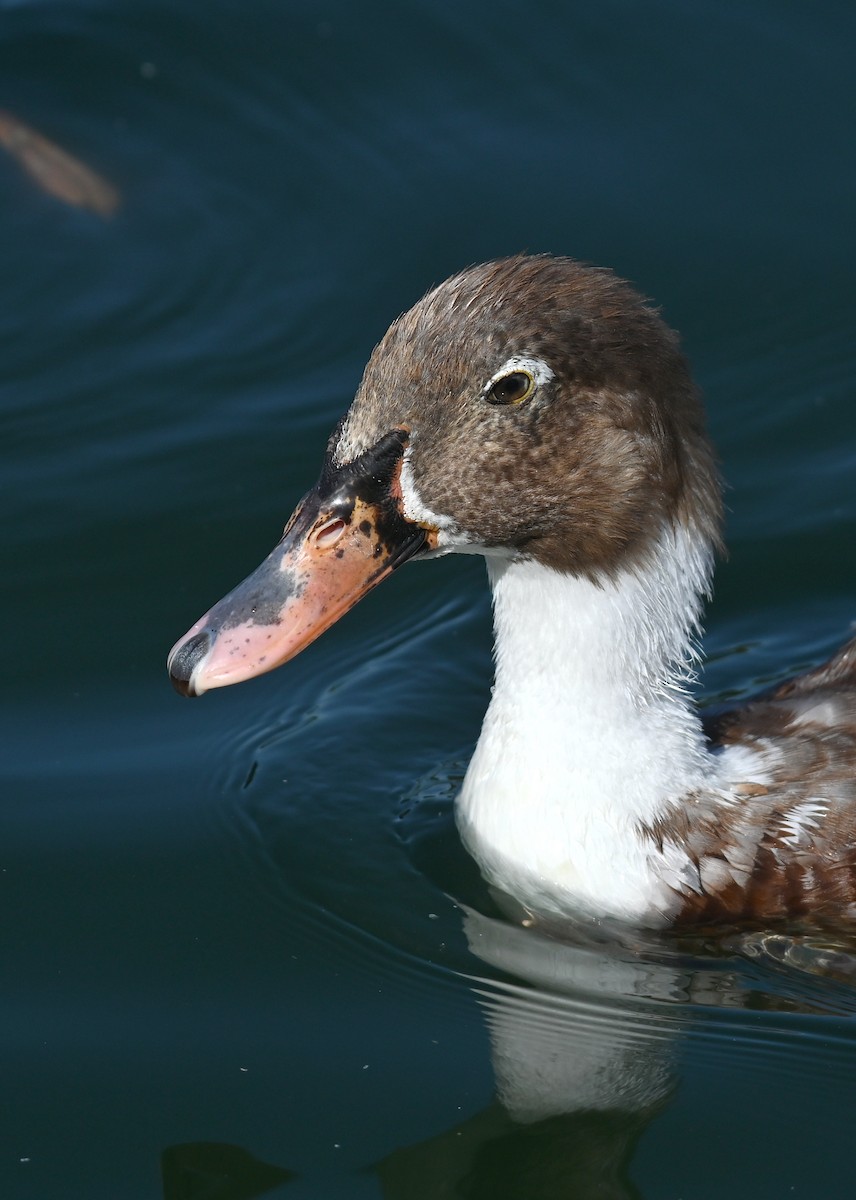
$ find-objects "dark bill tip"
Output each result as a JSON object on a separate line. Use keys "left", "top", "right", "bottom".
{"left": 167, "top": 630, "right": 213, "bottom": 697}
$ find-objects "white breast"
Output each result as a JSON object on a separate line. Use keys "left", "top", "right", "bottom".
{"left": 455, "top": 521, "right": 727, "bottom": 925}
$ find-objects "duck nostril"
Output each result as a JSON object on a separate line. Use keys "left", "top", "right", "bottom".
{"left": 312, "top": 517, "right": 346, "bottom": 551}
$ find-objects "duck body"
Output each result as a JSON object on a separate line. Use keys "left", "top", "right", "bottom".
{"left": 168, "top": 255, "right": 856, "bottom": 928}
{"left": 458, "top": 548, "right": 856, "bottom": 926}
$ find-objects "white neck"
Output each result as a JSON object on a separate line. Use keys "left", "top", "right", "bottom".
{"left": 456, "top": 521, "right": 720, "bottom": 925}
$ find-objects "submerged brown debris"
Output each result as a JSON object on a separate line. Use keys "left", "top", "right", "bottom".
{"left": 0, "top": 109, "right": 120, "bottom": 218}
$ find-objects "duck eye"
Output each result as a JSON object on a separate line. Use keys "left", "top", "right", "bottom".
{"left": 486, "top": 370, "right": 535, "bottom": 406}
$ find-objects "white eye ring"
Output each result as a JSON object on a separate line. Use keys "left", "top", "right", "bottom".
{"left": 483, "top": 356, "right": 554, "bottom": 406}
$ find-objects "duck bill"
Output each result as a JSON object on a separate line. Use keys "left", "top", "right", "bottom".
{"left": 167, "top": 429, "right": 435, "bottom": 697}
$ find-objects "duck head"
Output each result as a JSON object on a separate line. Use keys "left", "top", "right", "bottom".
{"left": 167, "top": 254, "right": 721, "bottom": 697}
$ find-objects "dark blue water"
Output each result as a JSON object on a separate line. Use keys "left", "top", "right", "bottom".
{"left": 3, "top": 2, "right": 856, "bottom": 1196}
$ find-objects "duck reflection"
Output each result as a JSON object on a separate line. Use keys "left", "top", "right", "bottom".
{"left": 161, "top": 1141, "right": 295, "bottom": 1198}
{"left": 156, "top": 896, "right": 855, "bottom": 1199}
{"left": 374, "top": 910, "right": 677, "bottom": 1199}
{"left": 372, "top": 905, "right": 856, "bottom": 1198}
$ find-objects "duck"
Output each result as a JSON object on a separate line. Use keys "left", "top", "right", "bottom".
{"left": 168, "top": 254, "right": 856, "bottom": 929}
